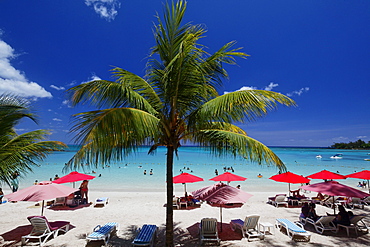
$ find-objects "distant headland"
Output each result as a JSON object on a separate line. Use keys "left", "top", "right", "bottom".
{"left": 330, "top": 139, "right": 370, "bottom": 149}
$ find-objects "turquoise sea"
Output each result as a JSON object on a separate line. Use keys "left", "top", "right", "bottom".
{"left": 7, "top": 147, "right": 370, "bottom": 194}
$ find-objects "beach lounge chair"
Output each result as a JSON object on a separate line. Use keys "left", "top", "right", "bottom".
{"left": 230, "top": 215, "right": 264, "bottom": 241}
{"left": 173, "top": 197, "right": 180, "bottom": 209}
{"left": 53, "top": 197, "right": 66, "bottom": 207}
{"left": 320, "top": 196, "right": 338, "bottom": 208}
{"left": 275, "top": 218, "right": 311, "bottom": 242}
{"left": 348, "top": 197, "right": 365, "bottom": 209}
{"left": 132, "top": 224, "right": 157, "bottom": 247}
{"left": 199, "top": 218, "right": 220, "bottom": 245}
{"left": 21, "top": 216, "right": 70, "bottom": 246}
{"left": 94, "top": 197, "right": 109, "bottom": 207}
{"left": 361, "top": 196, "right": 370, "bottom": 205}
{"left": 86, "top": 222, "right": 118, "bottom": 246}
{"left": 336, "top": 215, "right": 368, "bottom": 236}
{"left": 273, "top": 195, "right": 288, "bottom": 208}
{"left": 267, "top": 194, "right": 286, "bottom": 204}
{"left": 305, "top": 216, "right": 336, "bottom": 234}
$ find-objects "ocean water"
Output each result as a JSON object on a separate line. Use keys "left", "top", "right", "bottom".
{"left": 7, "top": 146, "right": 370, "bottom": 194}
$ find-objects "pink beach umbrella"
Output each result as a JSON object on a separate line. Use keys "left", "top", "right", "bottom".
{"left": 300, "top": 180, "right": 370, "bottom": 214}
{"left": 5, "top": 181, "right": 78, "bottom": 215}
{"left": 53, "top": 171, "right": 95, "bottom": 188}
{"left": 209, "top": 172, "right": 247, "bottom": 185}
{"left": 192, "top": 183, "right": 253, "bottom": 231}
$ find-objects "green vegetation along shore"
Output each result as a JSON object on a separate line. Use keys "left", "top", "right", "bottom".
{"left": 330, "top": 139, "right": 370, "bottom": 149}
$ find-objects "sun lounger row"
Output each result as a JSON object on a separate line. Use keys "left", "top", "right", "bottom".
{"left": 299, "top": 213, "right": 369, "bottom": 236}
{"left": 20, "top": 216, "right": 157, "bottom": 247}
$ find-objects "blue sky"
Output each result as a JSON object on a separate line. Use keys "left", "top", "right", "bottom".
{"left": 0, "top": 0, "right": 369, "bottom": 147}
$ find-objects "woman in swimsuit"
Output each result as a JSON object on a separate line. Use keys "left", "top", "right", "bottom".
{"left": 79, "top": 180, "right": 89, "bottom": 204}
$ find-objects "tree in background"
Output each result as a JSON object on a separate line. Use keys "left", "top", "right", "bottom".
{"left": 0, "top": 94, "right": 67, "bottom": 189}
{"left": 66, "top": 1, "right": 295, "bottom": 246}
{"left": 331, "top": 139, "right": 370, "bottom": 149}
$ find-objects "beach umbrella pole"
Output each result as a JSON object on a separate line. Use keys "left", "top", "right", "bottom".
{"left": 220, "top": 206, "right": 223, "bottom": 232}
{"left": 41, "top": 200, "right": 45, "bottom": 216}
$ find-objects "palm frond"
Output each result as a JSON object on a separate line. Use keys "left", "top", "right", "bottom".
{"left": 0, "top": 94, "right": 37, "bottom": 136}
{"left": 67, "top": 77, "right": 158, "bottom": 115}
{"left": 67, "top": 108, "right": 160, "bottom": 168}
{"left": 189, "top": 90, "right": 296, "bottom": 126}
{"left": 0, "top": 129, "right": 66, "bottom": 186}
{"left": 193, "top": 129, "right": 286, "bottom": 171}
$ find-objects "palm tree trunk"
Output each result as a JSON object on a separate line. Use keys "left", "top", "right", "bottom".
{"left": 166, "top": 145, "right": 174, "bottom": 247}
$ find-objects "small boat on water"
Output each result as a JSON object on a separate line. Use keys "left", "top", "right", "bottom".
{"left": 316, "top": 155, "right": 322, "bottom": 159}
{"left": 330, "top": 153, "right": 343, "bottom": 159}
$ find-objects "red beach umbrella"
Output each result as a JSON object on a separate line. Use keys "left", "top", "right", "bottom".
{"left": 269, "top": 172, "right": 310, "bottom": 196}
{"left": 307, "top": 170, "right": 347, "bottom": 180}
{"left": 173, "top": 173, "right": 204, "bottom": 195}
{"left": 53, "top": 171, "right": 96, "bottom": 188}
{"left": 345, "top": 170, "right": 370, "bottom": 191}
{"left": 210, "top": 172, "right": 247, "bottom": 185}
{"left": 300, "top": 180, "right": 370, "bottom": 214}
{"left": 5, "top": 181, "right": 78, "bottom": 215}
{"left": 192, "top": 183, "right": 253, "bottom": 231}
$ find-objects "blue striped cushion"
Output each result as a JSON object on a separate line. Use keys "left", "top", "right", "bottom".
{"left": 231, "top": 219, "right": 244, "bottom": 226}
{"left": 88, "top": 222, "right": 117, "bottom": 240}
{"left": 277, "top": 219, "right": 306, "bottom": 233}
{"left": 133, "top": 224, "right": 157, "bottom": 243}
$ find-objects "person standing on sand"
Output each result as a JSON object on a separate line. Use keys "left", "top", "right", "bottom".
{"left": 79, "top": 180, "right": 89, "bottom": 204}
{"left": 0, "top": 188, "right": 4, "bottom": 203}
{"left": 11, "top": 172, "right": 19, "bottom": 192}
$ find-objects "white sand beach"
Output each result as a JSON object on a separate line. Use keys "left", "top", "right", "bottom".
{"left": 1, "top": 188, "right": 370, "bottom": 247}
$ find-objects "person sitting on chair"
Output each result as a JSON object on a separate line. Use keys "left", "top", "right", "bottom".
{"left": 290, "top": 189, "right": 302, "bottom": 199}
{"left": 308, "top": 203, "right": 320, "bottom": 221}
{"left": 333, "top": 205, "right": 351, "bottom": 226}
{"left": 300, "top": 202, "right": 310, "bottom": 218}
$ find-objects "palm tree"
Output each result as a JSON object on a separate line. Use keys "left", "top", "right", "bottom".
{"left": 66, "top": 1, "right": 296, "bottom": 246}
{"left": 0, "top": 94, "right": 67, "bottom": 189}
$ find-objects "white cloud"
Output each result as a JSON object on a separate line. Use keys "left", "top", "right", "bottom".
{"left": 50, "top": 85, "right": 65, "bottom": 90}
{"left": 264, "top": 82, "right": 279, "bottom": 91}
{"left": 287, "top": 87, "right": 310, "bottom": 97}
{"left": 85, "top": 0, "right": 121, "bottom": 21}
{"left": 0, "top": 40, "right": 52, "bottom": 98}
{"left": 357, "top": 135, "right": 367, "bottom": 139}
{"left": 332, "top": 136, "right": 349, "bottom": 142}
{"left": 224, "top": 86, "right": 256, "bottom": 94}
{"left": 62, "top": 99, "right": 73, "bottom": 108}
{"left": 81, "top": 74, "right": 101, "bottom": 84}
{"left": 52, "top": 118, "right": 62, "bottom": 122}
{"left": 223, "top": 82, "right": 277, "bottom": 94}
{"left": 224, "top": 83, "right": 309, "bottom": 97}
